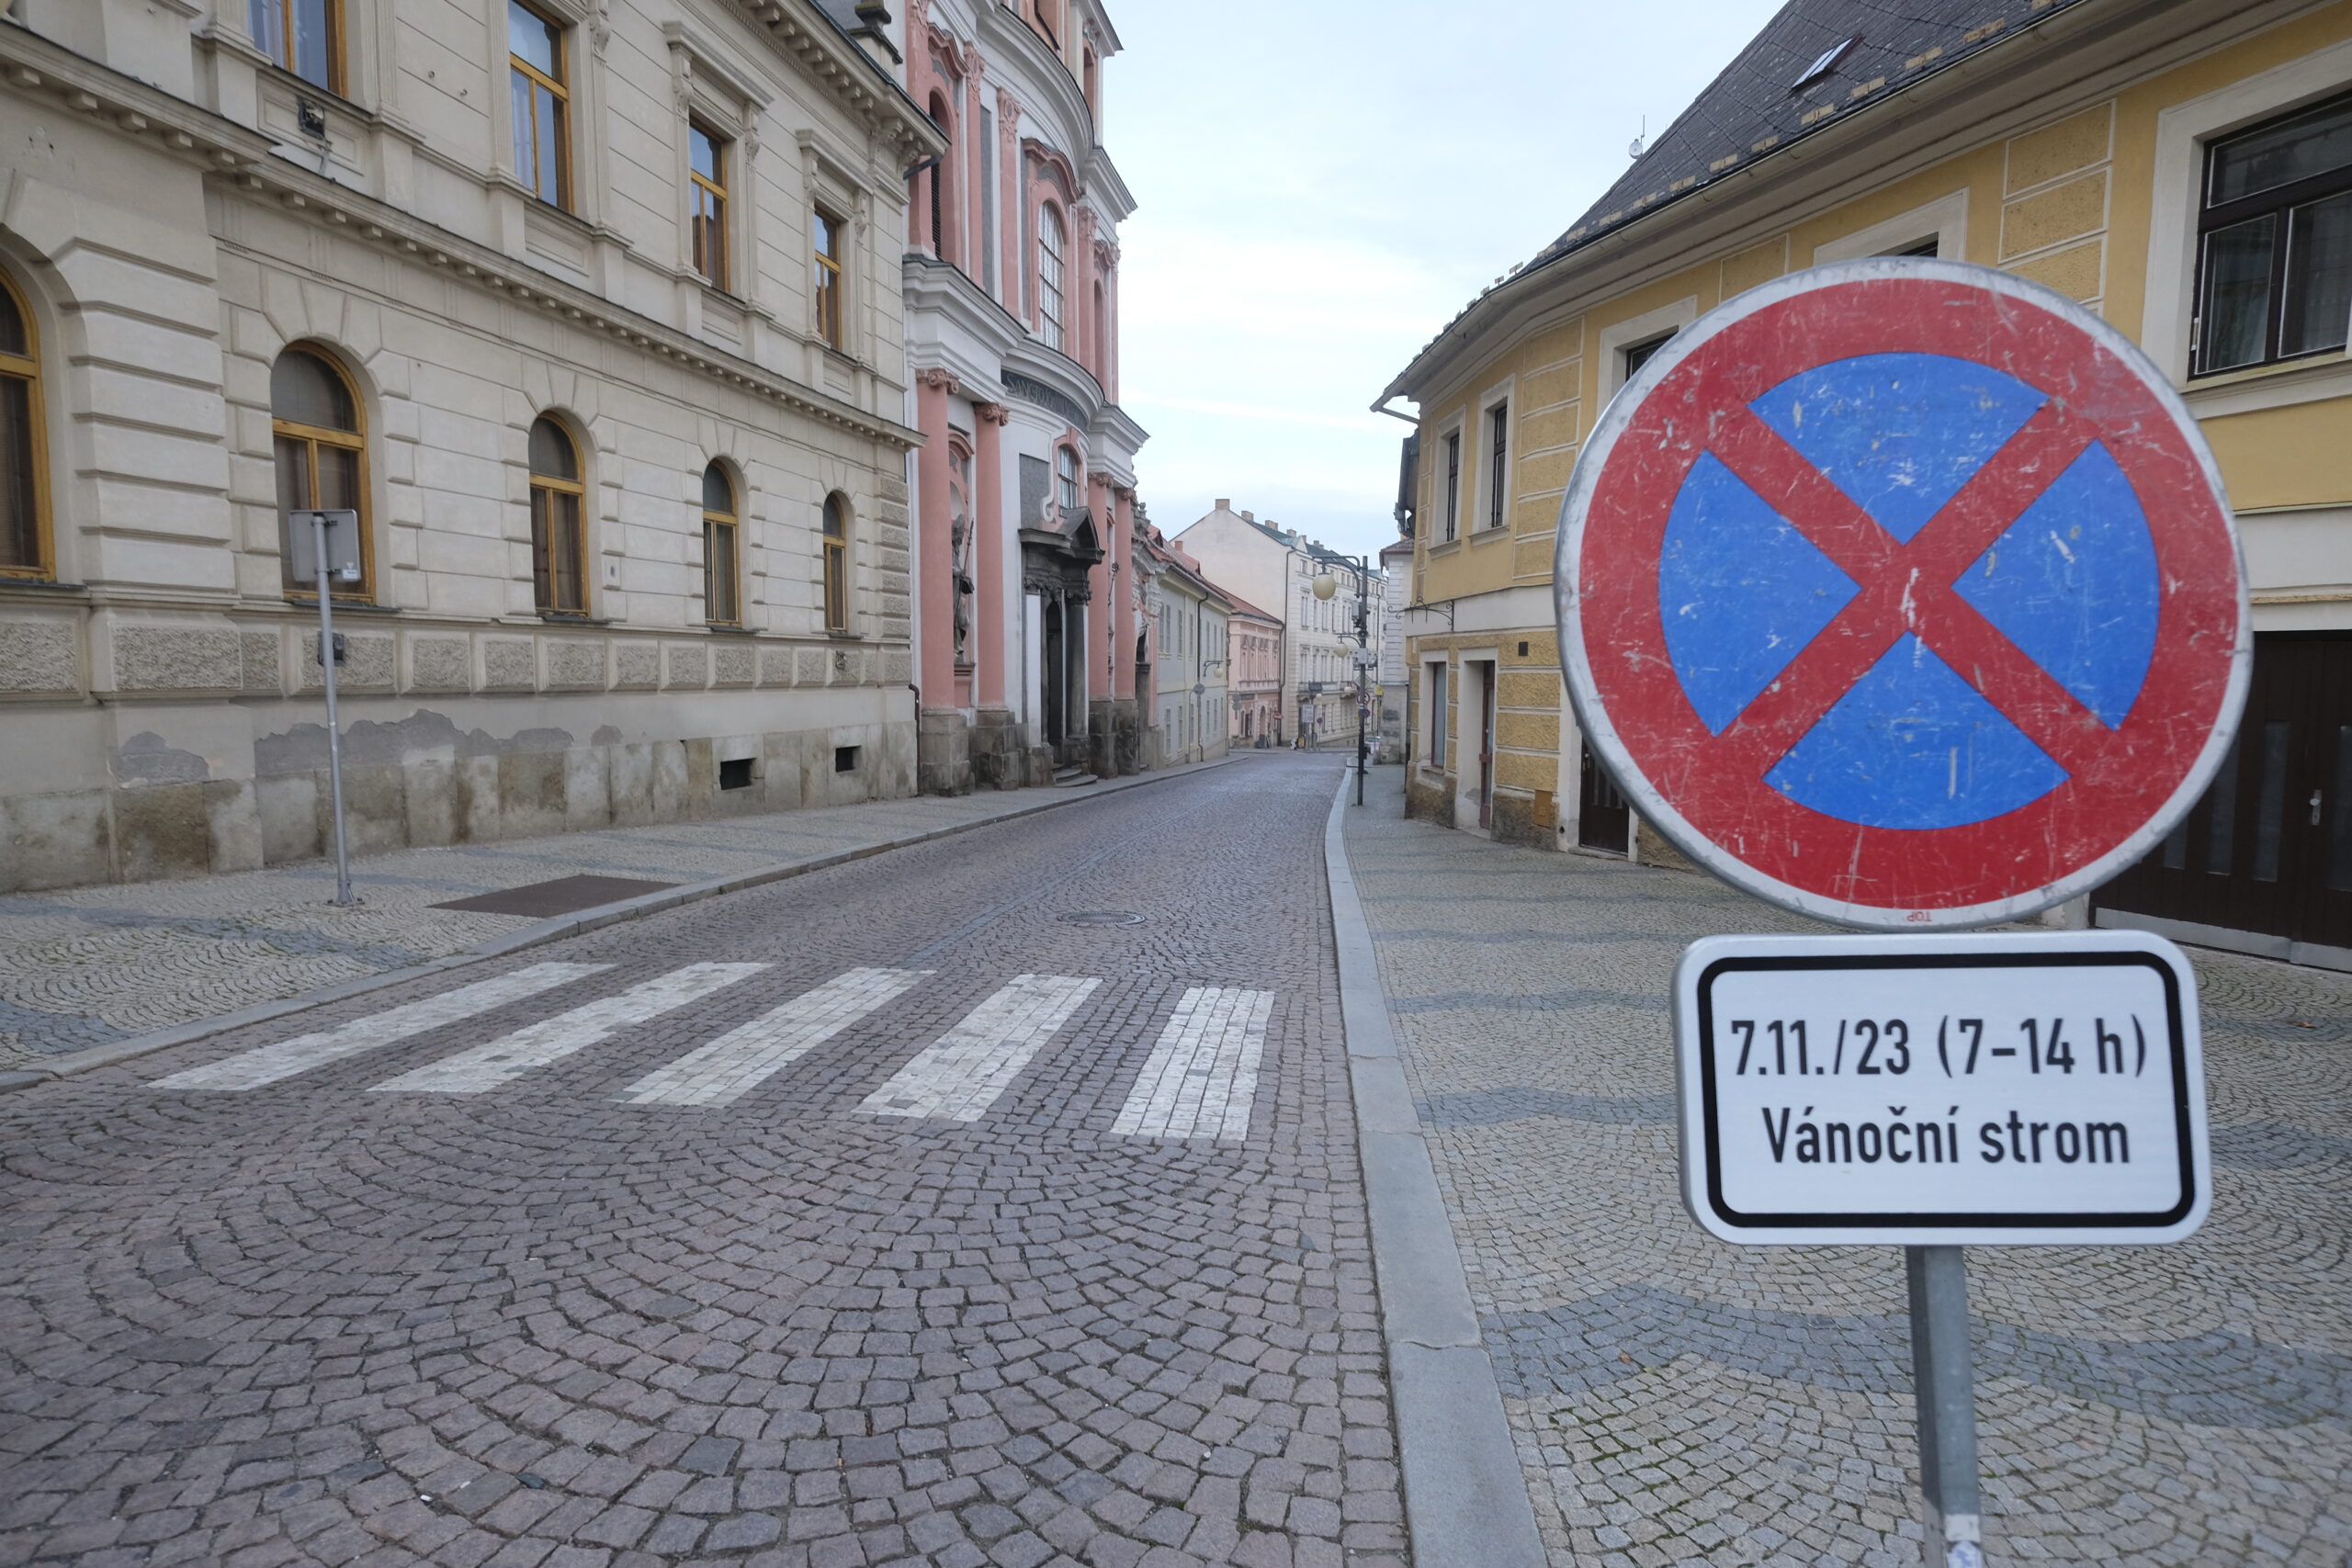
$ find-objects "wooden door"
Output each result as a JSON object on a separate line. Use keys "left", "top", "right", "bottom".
{"left": 1477, "top": 662, "right": 1496, "bottom": 830}
{"left": 2098, "top": 635, "right": 2352, "bottom": 951}
{"left": 1579, "top": 738, "right": 1631, "bottom": 852}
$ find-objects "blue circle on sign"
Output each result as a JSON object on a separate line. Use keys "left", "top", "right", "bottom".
{"left": 1657, "top": 352, "right": 2161, "bottom": 829}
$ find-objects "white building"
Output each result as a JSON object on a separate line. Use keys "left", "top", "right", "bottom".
{"left": 1377, "top": 536, "right": 1412, "bottom": 761}
{"left": 1139, "top": 536, "right": 1229, "bottom": 767}
{"left": 1173, "top": 500, "right": 1379, "bottom": 746}
{"left": 0, "top": 0, "right": 938, "bottom": 893}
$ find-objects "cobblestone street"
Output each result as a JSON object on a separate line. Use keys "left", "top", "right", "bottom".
{"left": 0, "top": 772, "right": 1220, "bottom": 1073}
{"left": 1344, "top": 765, "right": 2352, "bottom": 1566}
{"left": 0, "top": 755, "right": 1407, "bottom": 1568}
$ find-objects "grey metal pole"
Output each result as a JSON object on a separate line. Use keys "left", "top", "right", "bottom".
{"left": 312, "top": 513, "right": 355, "bottom": 908}
{"left": 1354, "top": 555, "right": 1368, "bottom": 806}
{"left": 1906, "top": 1246, "right": 1984, "bottom": 1568}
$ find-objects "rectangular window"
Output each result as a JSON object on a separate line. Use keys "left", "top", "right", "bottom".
{"left": 689, "top": 122, "right": 729, "bottom": 293}
{"left": 1428, "top": 662, "right": 1448, "bottom": 765}
{"left": 1442, "top": 430, "right": 1461, "bottom": 542}
{"left": 979, "top": 107, "right": 998, "bottom": 299}
{"left": 2194, "top": 92, "right": 2352, "bottom": 374}
{"left": 1487, "top": 401, "right": 1509, "bottom": 529}
{"left": 250, "top": 0, "right": 340, "bottom": 92}
{"left": 509, "top": 1, "right": 571, "bottom": 210}
{"left": 704, "top": 516, "right": 738, "bottom": 625}
{"left": 1623, "top": 333, "right": 1674, "bottom": 379}
{"left": 813, "top": 208, "right": 845, "bottom": 350}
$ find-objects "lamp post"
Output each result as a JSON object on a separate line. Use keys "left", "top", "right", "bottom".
{"left": 1311, "top": 555, "right": 1372, "bottom": 807}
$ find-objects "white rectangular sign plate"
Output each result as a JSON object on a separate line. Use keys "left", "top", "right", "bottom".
{"left": 1675, "top": 931, "right": 2209, "bottom": 1246}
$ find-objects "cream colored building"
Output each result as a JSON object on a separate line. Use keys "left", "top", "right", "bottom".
{"left": 1382, "top": 0, "right": 2352, "bottom": 965}
{"left": 0, "top": 0, "right": 941, "bottom": 893}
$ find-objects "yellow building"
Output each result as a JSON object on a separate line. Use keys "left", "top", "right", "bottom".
{"left": 1379, "top": 0, "right": 2352, "bottom": 966}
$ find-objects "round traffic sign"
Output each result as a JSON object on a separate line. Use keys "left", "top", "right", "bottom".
{"left": 1555, "top": 259, "right": 2249, "bottom": 929}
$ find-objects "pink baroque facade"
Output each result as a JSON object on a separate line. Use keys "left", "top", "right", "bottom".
{"left": 892, "top": 0, "right": 1148, "bottom": 791}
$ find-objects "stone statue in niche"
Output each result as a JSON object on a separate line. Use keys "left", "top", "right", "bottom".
{"left": 950, "top": 449, "right": 976, "bottom": 666}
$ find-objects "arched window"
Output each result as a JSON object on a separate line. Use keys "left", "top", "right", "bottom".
{"left": 529, "top": 416, "right": 586, "bottom": 614}
{"left": 702, "top": 462, "right": 739, "bottom": 626}
{"left": 926, "top": 92, "right": 956, "bottom": 264}
{"left": 1056, "top": 446, "right": 1080, "bottom": 513}
{"left": 0, "top": 269, "right": 50, "bottom": 580}
{"left": 272, "top": 345, "right": 368, "bottom": 598}
{"left": 821, "top": 493, "right": 849, "bottom": 632}
{"left": 1036, "top": 203, "right": 1065, "bottom": 350}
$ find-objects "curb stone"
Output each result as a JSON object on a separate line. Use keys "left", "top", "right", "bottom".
{"left": 12, "top": 756, "right": 1238, "bottom": 1086}
{"left": 1323, "top": 770, "right": 1548, "bottom": 1568}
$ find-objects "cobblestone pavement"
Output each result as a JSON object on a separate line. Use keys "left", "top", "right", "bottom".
{"left": 0, "top": 752, "right": 1409, "bottom": 1568}
{"left": 0, "top": 774, "right": 1211, "bottom": 1070}
{"left": 1343, "top": 764, "right": 2352, "bottom": 1567}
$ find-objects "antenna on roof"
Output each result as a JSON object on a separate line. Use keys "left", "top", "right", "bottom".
{"left": 1628, "top": 116, "right": 1646, "bottom": 160}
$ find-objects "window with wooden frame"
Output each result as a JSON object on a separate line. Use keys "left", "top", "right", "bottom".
{"left": 1486, "top": 400, "right": 1510, "bottom": 530}
{"left": 529, "top": 416, "right": 588, "bottom": 615}
{"left": 508, "top": 1, "right": 571, "bottom": 210}
{"left": 249, "top": 0, "right": 342, "bottom": 93}
{"left": 1441, "top": 428, "right": 1461, "bottom": 542}
{"left": 1037, "top": 203, "right": 1066, "bottom": 350}
{"left": 821, "top": 493, "right": 850, "bottom": 631}
{"left": 1056, "top": 445, "right": 1080, "bottom": 513}
{"left": 0, "top": 270, "right": 51, "bottom": 581}
{"left": 2193, "top": 91, "right": 2352, "bottom": 376}
{"left": 702, "top": 462, "right": 740, "bottom": 626}
{"left": 271, "top": 346, "right": 369, "bottom": 599}
{"left": 812, "top": 207, "right": 846, "bottom": 350}
{"left": 925, "top": 93, "right": 956, "bottom": 263}
{"left": 688, "top": 122, "right": 729, "bottom": 292}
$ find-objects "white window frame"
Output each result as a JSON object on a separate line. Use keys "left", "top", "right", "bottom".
{"left": 1474, "top": 380, "right": 1514, "bottom": 534}
{"left": 1599, "top": 296, "right": 1700, "bottom": 406}
{"left": 1810, "top": 189, "right": 1971, "bottom": 266}
{"left": 1433, "top": 416, "right": 1466, "bottom": 543}
{"left": 2146, "top": 39, "right": 2352, "bottom": 392}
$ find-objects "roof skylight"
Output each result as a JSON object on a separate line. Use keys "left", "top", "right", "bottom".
{"left": 1792, "top": 36, "right": 1858, "bottom": 91}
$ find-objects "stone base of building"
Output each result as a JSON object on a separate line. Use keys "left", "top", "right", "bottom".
{"left": 1404, "top": 769, "right": 1456, "bottom": 829}
{"left": 1, "top": 696, "right": 917, "bottom": 895}
{"left": 1088, "top": 698, "right": 1143, "bottom": 778}
{"left": 967, "top": 707, "right": 1029, "bottom": 792}
{"left": 916, "top": 707, "right": 973, "bottom": 796}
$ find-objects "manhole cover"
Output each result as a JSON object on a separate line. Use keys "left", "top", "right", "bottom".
{"left": 1058, "top": 910, "right": 1144, "bottom": 927}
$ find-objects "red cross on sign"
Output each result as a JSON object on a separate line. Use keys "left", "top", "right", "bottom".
{"left": 1556, "top": 260, "right": 2249, "bottom": 929}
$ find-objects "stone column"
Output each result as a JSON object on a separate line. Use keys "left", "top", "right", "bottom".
{"left": 973, "top": 405, "right": 1010, "bottom": 708}
{"left": 914, "top": 369, "right": 968, "bottom": 794}
{"left": 1113, "top": 488, "right": 1137, "bottom": 702}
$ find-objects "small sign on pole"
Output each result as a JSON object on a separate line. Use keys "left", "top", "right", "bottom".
{"left": 287, "top": 508, "right": 361, "bottom": 908}
{"left": 1555, "top": 258, "right": 2245, "bottom": 1567}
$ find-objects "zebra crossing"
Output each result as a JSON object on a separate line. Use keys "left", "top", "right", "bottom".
{"left": 155, "top": 963, "right": 1276, "bottom": 1142}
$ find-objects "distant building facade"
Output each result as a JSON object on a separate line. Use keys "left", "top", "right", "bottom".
{"left": 1226, "top": 598, "right": 1283, "bottom": 747}
{"left": 895, "top": 0, "right": 1149, "bottom": 793}
{"left": 0, "top": 0, "right": 936, "bottom": 894}
{"left": 1138, "top": 534, "right": 1230, "bottom": 766}
{"left": 1376, "top": 536, "right": 1413, "bottom": 761}
{"left": 1174, "top": 500, "right": 1378, "bottom": 747}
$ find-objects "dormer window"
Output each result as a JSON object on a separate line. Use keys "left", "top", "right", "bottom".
{"left": 1792, "top": 36, "right": 1857, "bottom": 92}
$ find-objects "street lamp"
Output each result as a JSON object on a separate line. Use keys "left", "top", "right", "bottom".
{"left": 1311, "top": 558, "right": 1372, "bottom": 806}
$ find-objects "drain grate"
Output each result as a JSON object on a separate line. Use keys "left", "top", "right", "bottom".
{"left": 1058, "top": 910, "right": 1144, "bottom": 927}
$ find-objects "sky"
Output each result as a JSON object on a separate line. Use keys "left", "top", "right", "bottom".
{"left": 1105, "top": 0, "right": 1783, "bottom": 560}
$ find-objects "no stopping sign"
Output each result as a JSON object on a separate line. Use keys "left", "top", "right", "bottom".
{"left": 1555, "top": 260, "right": 2249, "bottom": 928}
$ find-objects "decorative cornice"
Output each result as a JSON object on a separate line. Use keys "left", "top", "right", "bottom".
{"left": 0, "top": 27, "right": 923, "bottom": 452}
{"left": 1023, "top": 136, "right": 1080, "bottom": 200}
{"left": 919, "top": 367, "right": 963, "bottom": 394}
{"left": 975, "top": 401, "right": 1012, "bottom": 426}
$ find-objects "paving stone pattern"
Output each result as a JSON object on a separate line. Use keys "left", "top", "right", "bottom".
{"left": 0, "top": 754, "right": 1408, "bottom": 1568}
{"left": 1344, "top": 765, "right": 2352, "bottom": 1567}
{"left": 0, "top": 784, "right": 1177, "bottom": 1068}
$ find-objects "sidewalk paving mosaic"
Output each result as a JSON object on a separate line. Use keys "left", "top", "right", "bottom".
{"left": 1341, "top": 765, "right": 2352, "bottom": 1566}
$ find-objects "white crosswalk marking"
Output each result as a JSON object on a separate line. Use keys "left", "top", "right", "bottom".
{"left": 860, "top": 974, "right": 1100, "bottom": 1122}
{"left": 153, "top": 963, "right": 613, "bottom": 1091}
{"left": 369, "top": 963, "right": 765, "bottom": 1095}
{"left": 1112, "top": 987, "right": 1275, "bottom": 1142}
{"left": 616, "top": 967, "right": 931, "bottom": 1107}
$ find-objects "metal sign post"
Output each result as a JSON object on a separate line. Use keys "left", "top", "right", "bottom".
{"left": 1557, "top": 259, "right": 2245, "bottom": 1565}
{"left": 288, "top": 508, "right": 362, "bottom": 908}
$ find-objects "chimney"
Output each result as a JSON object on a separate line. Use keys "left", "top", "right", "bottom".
{"left": 1214, "top": 498, "right": 1231, "bottom": 512}
{"left": 1239, "top": 510, "right": 1254, "bottom": 522}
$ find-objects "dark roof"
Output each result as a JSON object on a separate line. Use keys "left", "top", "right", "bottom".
{"left": 1541, "top": 0, "right": 2092, "bottom": 266}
